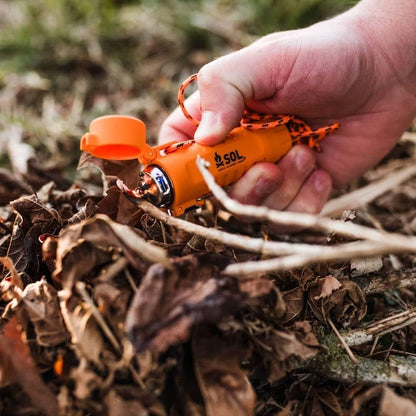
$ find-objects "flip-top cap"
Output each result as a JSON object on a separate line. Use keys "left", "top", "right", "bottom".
{"left": 80, "top": 115, "right": 154, "bottom": 161}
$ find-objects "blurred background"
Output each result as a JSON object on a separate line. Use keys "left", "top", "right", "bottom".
{"left": 0, "top": 0, "right": 358, "bottom": 184}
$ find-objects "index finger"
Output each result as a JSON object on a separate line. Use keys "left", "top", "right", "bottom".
{"left": 158, "top": 90, "right": 201, "bottom": 144}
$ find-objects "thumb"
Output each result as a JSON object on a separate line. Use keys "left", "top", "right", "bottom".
{"left": 194, "top": 62, "right": 247, "bottom": 145}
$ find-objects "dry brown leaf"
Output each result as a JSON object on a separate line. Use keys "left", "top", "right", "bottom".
{"left": 52, "top": 185, "right": 88, "bottom": 205}
{"left": 192, "top": 327, "right": 256, "bottom": 416}
{"left": 0, "top": 168, "right": 32, "bottom": 204}
{"left": 67, "top": 198, "right": 98, "bottom": 225}
{"left": 59, "top": 293, "right": 106, "bottom": 365}
{"left": 351, "top": 385, "right": 416, "bottom": 416}
{"left": 140, "top": 213, "right": 173, "bottom": 243}
{"left": 350, "top": 256, "right": 383, "bottom": 277}
{"left": 261, "top": 321, "right": 321, "bottom": 382}
{"left": 8, "top": 194, "right": 63, "bottom": 282}
{"left": 105, "top": 390, "right": 149, "bottom": 416}
{"left": 125, "top": 254, "right": 273, "bottom": 353}
{"left": 281, "top": 286, "right": 305, "bottom": 324}
{"left": 78, "top": 152, "right": 141, "bottom": 190}
{"left": 379, "top": 386, "right": 416, "bottom": 416}
{"left": 20, "top": 278, "right": 70, "bottom": 347}
{"left": 11, "top": 193, "right": 62, "bottom": 228}
{"left": 286, "top": 380, "right": 343, "bottom": 416}
{"left": 183, "top": 233, "right": 207, "bottom": 254}
{"left": 41, "top": 234, "right": 59, "bottom": 262}
{"left": 54, "top": 214, "right": 168, "bottom": 289}
{"left": 0, "top": 317, "right": 59, "bottom": 416}
{"left": 96, "top": 185, "right": 142, "bottom": 225}
{"left": 313, "top": 275, "right": 342, "bottom": 300}
{"left": 307, "top": 277, "right": 367, "bottom": 328}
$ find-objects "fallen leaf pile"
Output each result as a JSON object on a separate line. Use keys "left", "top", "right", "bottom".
{"left": 0, "top": 138, "right": 416, "bottom": 416}
{"left": 1, "top": 2, "right": 416, "bottom": 413}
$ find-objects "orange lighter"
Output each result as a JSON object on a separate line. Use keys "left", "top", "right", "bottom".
{"left": 81, "top": 115, "right": 294, "bottom": 216}
{"left": 80, "top": 75, "right": 339, "bottom": 216}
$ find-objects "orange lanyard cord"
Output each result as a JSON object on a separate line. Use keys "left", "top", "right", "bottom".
{"left": 178, "top": 74, "right": 340, "bottom": 151}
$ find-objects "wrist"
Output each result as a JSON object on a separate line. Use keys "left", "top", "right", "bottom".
{"left": 345, "top": 0, "right": 416, "bottom": 95}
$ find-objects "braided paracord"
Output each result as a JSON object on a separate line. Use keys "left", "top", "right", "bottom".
{"left": 178, "top": 73, "right": 340, "bottom": 151}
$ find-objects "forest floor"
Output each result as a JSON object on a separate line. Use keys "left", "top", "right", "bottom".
{"left": 1, "top": 1, "right": 416, "bottom": 415}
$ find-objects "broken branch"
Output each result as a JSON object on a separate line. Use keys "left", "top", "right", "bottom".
{"left": 341, "top": 307, "right": 416, "bottom": 347}
{"left": 195, "top": 156, "right": 416, "bottom": 252}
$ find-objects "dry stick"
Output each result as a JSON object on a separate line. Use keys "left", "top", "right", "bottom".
{"left": 134, "top": 182, "right": 416, "bottom": 266}
{"left": 98, "top": 256, "right": 129, "bottom": 282}
{"left": 76, "top": 281, "right": 121, "bottom": 353}
{"left": 124, "top": 268, "right": 138, "bottom": 291}
{"left": 341, "top": 307, "right": 416, "bottom": 347}
{"left": 130, "top": 160, "right": 416, "bottom": 274}
{"left": 327, "top": 317, "right": 359, "bottom": 365}
{"left": 322, "top": 130, "right": 416, "bottom": 217}
{"left": 306, "top": 348, "right": 416, "bottom": 386}
{"left": 193, "top": 156, "right": 416, "bottom": 275}
{"left": 369, "top": 335, "right": 380, "bottom": 356}
{"left": 321, "top": 164, "right": 416, "bottom": 217}
{"left": 306, "top": 307, "right": 416, "bottom": 386}
{"left": 223, "top": 241, "right": 407, "bottom": 276}
{"left": 353, "top": 267, "right": 416, "bottom": 295}
{"left": 401, "top": 131, "right": 416, "bottom": 144}
{"left": 137, "top": 198, "right": 410, "bottom": 275}
{"left": 195, "top": 156, "right": 416, "bottom": 250}
{"left": 107, "top": 216, "right": 172, "bottom": 270}
{"left": 135, "top": 199, "right": 381, "bottom": 258}
{"left": 298, "top": 310, "right": 416, "bottom": 386}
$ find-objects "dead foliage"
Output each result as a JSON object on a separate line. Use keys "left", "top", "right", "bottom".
{"left": 0, "top": 139, "right": 416, "bottom": 415}
{"left": 1, "top": 1, "right": 416, "bottom": 415}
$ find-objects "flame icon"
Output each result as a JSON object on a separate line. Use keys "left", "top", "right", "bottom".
{"left": 214, "top": 152, "right": 224, "bottom": 168}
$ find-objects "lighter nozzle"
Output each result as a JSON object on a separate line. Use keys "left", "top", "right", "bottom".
{"left": 138, "top": 166, "right": 173, "bottom": 207}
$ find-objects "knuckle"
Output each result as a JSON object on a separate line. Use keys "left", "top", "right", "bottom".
{"left": 197, "top": 65, "right": 222, "bottom": 89}
{"left": 264, "top": 188, "right": 296, "bottom": 211}
{"left": 297, "top": 199, "right": 322, "bottom": 215}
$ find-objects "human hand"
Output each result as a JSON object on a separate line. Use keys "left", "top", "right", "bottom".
{"left": 158, "top": 0, "right": 416, "bottom": 221}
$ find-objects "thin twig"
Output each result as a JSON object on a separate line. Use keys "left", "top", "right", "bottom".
{"left": 106, "top": 215, "right": 172, "bottom": 270}
{"left": 321, "top": 164, "right": 416, "bottom": 217}
{"left": 369, "top": 348, "right": 416, "bottom": 358}
{"left": 76, "top": 281, "right": 121, "bottom": 353}
{"left": 195, "top": 156, "right": 416, "bottom": 252}
{"left": 328, "top": 317, "right": 359, "bottom": 365}
{"left": 341, "top": 307, "right": 416, "bottom": 347}
{"left": 134, "top": 199, "right": 382, "bottom": 258}
{"left": 306, "top": 347, "right": 416, "bottom": 386}
{"left": 401, "top": 131, "right": 416, "bottom": 144}
{"left": 159, "top": 220, "right": 168, "bottom": 245}
{"left": 369, "top": 335, "right": 379, "bottom": 356}
{"left": 353, "top": 267, "right": 416, "bottom": 295}
{"left": 223, "top": 241, "right": 408, "bottom": 276}
{"left": 124, "top": 268, "right": 138, "bottom": 291}
{"left": 97, "top": 256, "right": 129, "bottom": 282}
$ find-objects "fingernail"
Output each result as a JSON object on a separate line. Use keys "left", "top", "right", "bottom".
{"left": 295, "top": 149, "right": 315, "bottom": 173}
{"left": 194, "top": 111, "right": 220, "bottom": 143}
{"left": 255, "top": 176, "right": 280, "bottom": 198}
{"left": 314, "top": 172, "right": 332, "bottom": 193}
